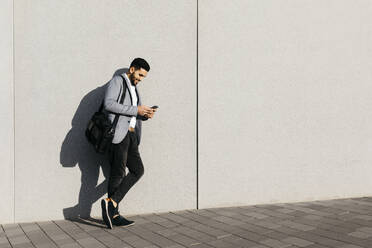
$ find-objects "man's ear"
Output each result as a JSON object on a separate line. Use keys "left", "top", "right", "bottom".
{"left": 129, "top": 67, "right": 135, "bottom": 73}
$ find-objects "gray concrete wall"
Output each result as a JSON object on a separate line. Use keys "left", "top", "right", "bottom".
{"left": 199, "top": 0, "right": 372, "bottom": 208}
{"left": 13, "top": 0, "right": 196, "bottom": 222}
{"left": 0, "top": 0, "right": 14, "bottom": 224}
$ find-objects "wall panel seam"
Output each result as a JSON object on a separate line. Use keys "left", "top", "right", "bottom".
{"left": 196, "top": 0, "right": 199, "bottom": 210}
{"left": 12, "top": 0, "right": 15, "bottom": 223}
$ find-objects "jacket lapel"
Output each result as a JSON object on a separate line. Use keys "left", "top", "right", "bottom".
{"left": 135, "top": 87, "right": 141, "bottom": 106}
{"left": 122, "top": 73, "right": 141, "bottom": 105}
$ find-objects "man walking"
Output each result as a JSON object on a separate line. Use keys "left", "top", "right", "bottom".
{"left": 101, "top": 58, "right": 156, "bottom": 228}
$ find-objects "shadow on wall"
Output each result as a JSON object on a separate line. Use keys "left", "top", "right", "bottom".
{"left": 60, "top": 68, "right": 128, "bottom": 219}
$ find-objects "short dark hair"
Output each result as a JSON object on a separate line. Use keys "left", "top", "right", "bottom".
{"left": 130, "top": 58, "right": 150, "bottom": 72}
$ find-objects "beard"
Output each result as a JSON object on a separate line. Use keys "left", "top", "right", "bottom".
{"left": 129, "top": 73, "right": 136, "bottom": 85}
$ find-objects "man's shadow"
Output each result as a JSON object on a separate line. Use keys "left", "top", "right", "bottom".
{"left": 60, "top": 68, "right": 128, "bottom": 222}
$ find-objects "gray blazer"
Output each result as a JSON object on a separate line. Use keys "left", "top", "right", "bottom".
{"left": 103, "top": 74, "right": 147, "bottom": 145}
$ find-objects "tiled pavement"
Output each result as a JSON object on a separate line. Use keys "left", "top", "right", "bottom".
{"left": 4, "top": 198, "right": 372, "bottom": 248}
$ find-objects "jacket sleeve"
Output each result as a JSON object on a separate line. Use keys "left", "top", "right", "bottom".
{"left": 103, "top": 75, "right": 138, "bottom": 116}
{"left": 137, "top": 115, "right": 149, "bottom": 121}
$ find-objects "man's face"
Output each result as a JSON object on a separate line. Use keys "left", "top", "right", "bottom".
{"left": 129, "top": 67, "right": 148, "bottom": 86}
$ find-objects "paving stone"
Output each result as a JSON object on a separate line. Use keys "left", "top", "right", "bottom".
{"left": 140, "top": 214, "right": 168, "bottom": 223}
{"left": 119, "top": 234, "right": 155, "bottom": 248}
{"left": 154, "top": 229, "right": 178, "bottom": 237}
{"left": 276, "top": 209, "right": 296, "bottom": 214}
{"left": 252, "top": 210, "right": 294, "bottom": 221}
{"left": 211, "top": 216, "right": 247, "bottom": 226}
{"left": 155, "top": 221, "right": 180, "bottom": 229}
{"left": 348, "top": 218, "right": 372, "bottom": 228}
{"left": 303, "top": 215, "right": 322, "bottom": 221}
{"left": 126, "top": 226, "right": 178, "bottom": 247}
{"left": 36, "top": 223, "right": 78, "bottom": 247}
{"left": 19, "top": 224, "right": 40, "bottom": 233}
{"left": 232, "top": 230, "right": 268, "bottom": 243}
{"left": 171, "top": 226, "right": 215, "bottom": 243}
{"left": 281, "top": 237, "right": 314, "bottom": 247}
{"left": 198, "top": 219, "right": 244, "bottom": 234}
{"left": 304, "top": 245, "right": 329, "bottom": 248}
{"left": 0, "top": 237, "right": 10, "bottom": 245}
{"left": 259, "top": 238, "right": 292, "bottom": 248}
{"left": 207, "top": 239, "right": 236, "bottom": 248}
{"left": 292, "top": 217, "right": 353, "bottom": 234}
{"left": 272, "top": 226, "right": 300, "bottom": 235}
{"left": 139, "top": 222, "right": 166, "bottom": 232}
{"left": 235, "top": 223, "right": 273, "bottom": 235}
{"left": 219, "top": 234, "right": 258, "bottom": 247}
{"left": 182, "top": 223, "right": 228, "bottom": 239}
{"left": 348, "top": 231, "right": 372, "bottom": 239}
{"left": 59, "top": 243, "right": 83, "bottom": 248}
{"left": 254, "top": 221, "right": 282, "bottom": 230}
{"left": 165, "top": 245, "right": 186, "bottom": 248}
{"left": 239, "top": 211, "right": 269, "bottom": 220}
{"left": 294, "top": 231, "right": 350, "bottom": 247}
{"left": 0, "top": 237, "right": 11, "bottom": 248}
{"left": 89, "top": 229, "right": 132, "bottom": 248}
{"left": 75, "top": 237, "right": 105, "bottom": 248}
{"left": 187, "top": 243, "right": 213, "bottom": 248}
{"left": 86, "top": 229, "right": 110, "bottom": 238}
{"left": 166, "top": 234, "right": 200, "bottom": 246}
{"left": 160, "top": 213, "right": 190, "bottom": 224}
{"left": 224, "top": 213, "right": 257, "bottom": 223}
{"left": 19, "top": 223, "right": 58, "bottom": 248}
{"left": 357, "top": 227, "right": 372, "bottom": 234}
{"left": 263, "top": 231, "right": 290, "bottom": 240}
{"left": 11, "top": 243, "right": 35, "bottom": 248}
{"left": 278, "top": 221, "right": 315, "bottom": 231}
{"left": 55, "top": 239, "right": 81, "bottom": 247}
{"left": 56, "top": 221, "right": 115, "bottom": 248}
{"left": 8, "top": 236, "right": 31, "bottom": 245}
{"left": 353, "top": 215, "right": 372, "bottom": 221}
{"left": 339, "top": 245, "right": 364, "bottom": 248}
{"left": 179, "top": 212, "right": 212, "bottom": 224}
{"left": 307, "top": 228, "right": 372, "bottom": 248}
{"left": 3, "top": 228, "right": 24, "bottom": 237}
{"left": 283, "top": 206, "right": 328, "bottom": 216}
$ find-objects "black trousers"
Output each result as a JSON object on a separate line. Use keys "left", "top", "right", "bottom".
{"left": 108, "top": 131, "right": 144, "bottom": 204}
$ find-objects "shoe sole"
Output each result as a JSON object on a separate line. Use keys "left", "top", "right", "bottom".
{"left": 101, "top": 199, "right": 113, "bottom": 229}
{"left": 114, "top": 222, "right": 135, "bottom": 227}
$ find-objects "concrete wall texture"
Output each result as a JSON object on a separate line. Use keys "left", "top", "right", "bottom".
{"left": 0, "top": 0, "right": 14, "bottom": 224}
{"left": 198, "top": 0, "right": 372, "bottom": 208}
{"left": 1, "top": 0, "right": 372, "bottom": 223}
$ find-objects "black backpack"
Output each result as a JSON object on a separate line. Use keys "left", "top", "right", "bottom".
{"left": 85, "top": 75, "right": 127, "bottom": 153}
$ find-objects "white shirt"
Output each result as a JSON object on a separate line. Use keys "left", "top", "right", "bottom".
{"left": 124, "top": 74, "right": 137, "bottom": 129}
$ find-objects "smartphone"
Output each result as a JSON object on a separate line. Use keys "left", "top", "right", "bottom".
{"left": 151, "top": 105, "right": 159, "bottom": 109}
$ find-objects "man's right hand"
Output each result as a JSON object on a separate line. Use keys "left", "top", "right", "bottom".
{"left": 137, "top": 105, "right": 153, "bottom": 116}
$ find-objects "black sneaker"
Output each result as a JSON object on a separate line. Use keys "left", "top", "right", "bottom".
{"left": 112, "top": 215, "right": 135, "bottom": 227}
{"left": 101, "top": 199, "right": 114, "bottom": 229}
{"left": 113, "top": 204, "right": 119, "bottom": 216}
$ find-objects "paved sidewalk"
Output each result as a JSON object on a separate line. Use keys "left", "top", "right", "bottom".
{"left": 3, "top": 198, "right": 372, "bottom": 248}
